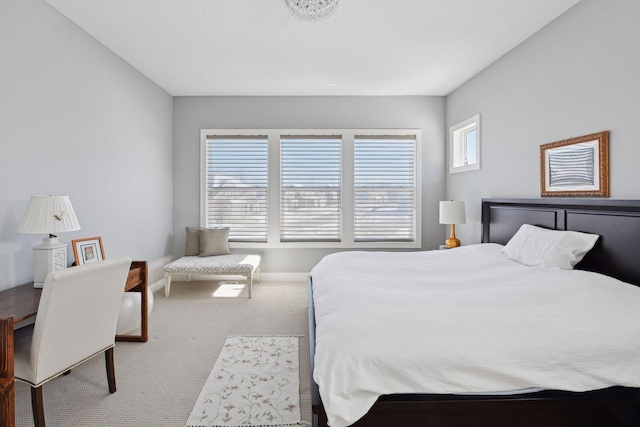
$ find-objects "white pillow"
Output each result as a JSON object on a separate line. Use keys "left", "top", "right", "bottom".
{"left": 501, "top": 224, "right": 599, "bottom": 270}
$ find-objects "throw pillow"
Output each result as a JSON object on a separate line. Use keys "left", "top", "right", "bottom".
{"left": 199, "top": 227, "right": 231, "bottom": 256}
{"left": 185, "top": 227, "right": 202, "bottom": 256}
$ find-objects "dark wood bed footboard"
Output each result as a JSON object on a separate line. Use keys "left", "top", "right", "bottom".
{"left": 313, "top": 388, "right": 640, "bottom": 427}
{"left": 309, "top": 198, "right": 640, "bottom": 427}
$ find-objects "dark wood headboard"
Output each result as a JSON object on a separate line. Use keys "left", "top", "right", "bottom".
{"left": 481, "top": 198, "right": 640, "bottom": 287}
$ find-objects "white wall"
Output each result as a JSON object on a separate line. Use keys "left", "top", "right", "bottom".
{"left": 445, "top": 0, "right": 640, "bottom": 245}
{"left": 12, "top": 0, "right": 625, "bottom": 281}
{"left": 0, "top": 0, "right": 174, "bottom": 291}
{"left": 173, "top": 96, "right": 445, "bottom": 273}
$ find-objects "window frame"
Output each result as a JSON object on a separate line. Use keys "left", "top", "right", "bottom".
{"left": 353, "top": 135, "right": 418, "bottom": 243}
{"left": 201, "top": 129, "right": 422, "bottom": 249}
{"left": 280, "top": 135, "right": 343, "bottom": 242}
{"left": 449, "top": 114, "right": 481, "bottom": 174}
{"left": 200, "top": 134, "right": 269, "bottom": 242}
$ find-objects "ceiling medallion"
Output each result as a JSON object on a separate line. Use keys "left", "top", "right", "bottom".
{"left": 285, "top": 0, "right": 339, "bottom": 21}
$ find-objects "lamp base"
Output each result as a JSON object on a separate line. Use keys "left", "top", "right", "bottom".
{"left": 33, "top": 236, "right": 68, "bottom": 287}
{"left": 445, "top": 237, "right": 461, "bottom": 248}
{"left": 444, "top": 224, "right": 461, "bottom": 248}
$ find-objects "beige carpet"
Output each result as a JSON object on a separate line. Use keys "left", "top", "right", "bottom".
{"left": 15, "top": 280, "right": 311, "bottom": 427}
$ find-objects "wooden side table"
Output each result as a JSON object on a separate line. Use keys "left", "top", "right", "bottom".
{"left": 116, "top": 261, "right": 149, "bottom": 343}
{"left": 0, "top": 317, "right": 14, "bottom": 427}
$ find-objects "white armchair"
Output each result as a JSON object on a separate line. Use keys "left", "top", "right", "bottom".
{"left": 13, "top": 256, "right": 132, "bottom": 427}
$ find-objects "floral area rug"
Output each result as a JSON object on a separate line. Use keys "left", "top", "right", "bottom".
{"left": 185, "top": 335, "right": 303, "bottom": 427}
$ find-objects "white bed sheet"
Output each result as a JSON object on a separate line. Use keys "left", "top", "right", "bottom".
{"left": 310, "top": 244, "right": 640, "bottom": 427}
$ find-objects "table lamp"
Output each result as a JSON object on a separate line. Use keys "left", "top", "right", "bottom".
{"left": 439, "top": 200, "right": 466, "bottom": 248}
{"left": 17, "top": 195, "right": 81, "bottom": 287}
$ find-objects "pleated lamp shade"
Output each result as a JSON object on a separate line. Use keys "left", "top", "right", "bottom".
{"left": 18, "top": 195, "right": 81, "bottom": 235}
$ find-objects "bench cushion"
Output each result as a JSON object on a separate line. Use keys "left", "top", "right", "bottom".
{"left": 164, "top": 255, "right": 261, "bottom": 276}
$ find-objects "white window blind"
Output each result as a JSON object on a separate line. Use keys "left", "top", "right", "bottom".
{"left": 280, "top": 136, "right": 341, "bottom": 242}
{"left": 354, "top": 136, "right": 416, "bottom": 242}
{"left": 204, "top": 135, "right": 268, "bottom": 242}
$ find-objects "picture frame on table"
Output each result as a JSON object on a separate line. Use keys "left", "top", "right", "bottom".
{"left": 540, "top": 130, "right": 609, "bottom": 197}
{"left": 72, "top": 236, "right": 106, "bottom": 265}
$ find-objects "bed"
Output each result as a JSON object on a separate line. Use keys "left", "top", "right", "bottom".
{"left": 308, "top": 198, "right": 640, "bottom": 427}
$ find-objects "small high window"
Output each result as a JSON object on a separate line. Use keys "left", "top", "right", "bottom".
{"left": 450, "top": 114, "right": 480, "bottom": 173}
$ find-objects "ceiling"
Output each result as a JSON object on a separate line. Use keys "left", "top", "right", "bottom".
{"left": 44, "top": 0, "right": 581, "bottom": 97}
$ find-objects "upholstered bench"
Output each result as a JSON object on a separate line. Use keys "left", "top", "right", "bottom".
{"left": 163, "top": 254, "right": 261, "bottom": 298}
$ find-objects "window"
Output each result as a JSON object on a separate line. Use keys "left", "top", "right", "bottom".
{"left": 354, "top": 136, "right": 416, "bottom": 242}
{"left": 280, "top": 136, "right": 342, "bottom": 242}
{"left": 450, "top": 114, "right": 480, "bottom": 173}
{"left": 201, "top": 135, "right": 268, "bottom": 241}
{"left": 201, "top": 129, "right": 421, "bottom": 248}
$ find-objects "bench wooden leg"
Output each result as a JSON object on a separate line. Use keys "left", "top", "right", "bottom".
{"left": 164, "top": 273, "right": 171, "bottom": 298}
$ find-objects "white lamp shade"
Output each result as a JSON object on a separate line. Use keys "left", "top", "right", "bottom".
{"left": 17, "top": 195, "right": 81, "bottom": 235}
{"left": 439, "top": 200, "right": 466, "bottom": 225}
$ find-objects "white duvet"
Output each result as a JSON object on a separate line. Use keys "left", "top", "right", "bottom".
{"left": 310, "top": 244, "right": 640, "bottom": 427}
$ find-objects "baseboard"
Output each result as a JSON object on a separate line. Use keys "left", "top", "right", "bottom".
{"left": 261, "top": 272, "right": 309, "bottom": 282}
{"left": 149, "top": 278, "right": 166, "bottom": 294}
